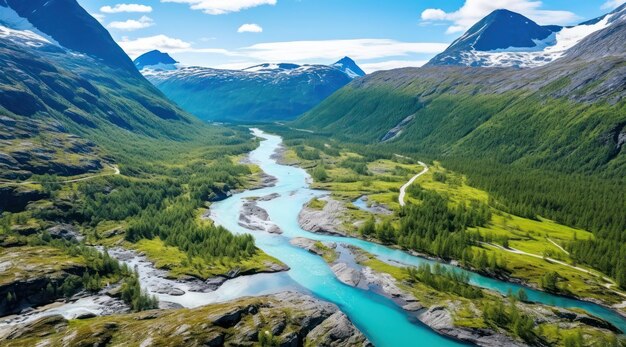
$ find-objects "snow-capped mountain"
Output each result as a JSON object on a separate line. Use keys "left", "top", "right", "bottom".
{"left": 0, "top": 0, "right": 192, "bottom": 137}
{"left": 428, "top": 4, "right": 626, "bottom": 68}
{"left": 0, "top": 0, "right": 136, "bottom": 72}
{"left": 134, "top": 50, "right": 178, "bottom": 71}
{"left": 332, "top": 57, "right": 366, "bottom": 78}
{"left": 135, "top": 56, "right": 365, "bottom": 122}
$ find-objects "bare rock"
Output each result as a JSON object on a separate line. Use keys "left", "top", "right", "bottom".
{"left": 331, "top": 263, "right": 364, "bottom": 288}
{"left": 238, "top": 200, "right": 282, "bottom": 234}
{"left": 419, "top": 306, "right": 527, "bottom": 347}
{"left": 298, "top": 198, "right": 346, "bottom": 236}
{"left": 306, "top": 311, "right": 372, "bottom": 346}
{"left": 46, "top": 224, "right": 83, "bottom": 242}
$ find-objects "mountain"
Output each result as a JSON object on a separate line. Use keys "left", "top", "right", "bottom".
{"left": 427, "top": 6, "right": 625, "bottom": 68}
{"left": 290, "top": 7, "right": 626, "bottom": 292}
{"left": 293, "top": 5, "right": 626, "bottom": 184}
{"left": 332, "top": 57, "right": 366, "bottom": 78}
{"left": 134, "top": 50, "right": 178, "bottom": 70}
{"left": 0, "top": 0, "right": 137, "bottom": 72}
{"left": 136, "top": 57, "right": 365, "bottom": 122}
{"left": 0, "top": 0, "right": 214, "bottom": 186}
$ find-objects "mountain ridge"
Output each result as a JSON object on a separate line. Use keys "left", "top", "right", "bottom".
{"left": 293, "top": 6, "right": 626, "bottom": 173}
{"left": 135, "top": 56, "right": 365, "bottom": 122}
{"left": 427, "top": 5, "right": 626, "bottom": 68}
{"left": 0, "top": 0, "right": 137, "bottom": 72}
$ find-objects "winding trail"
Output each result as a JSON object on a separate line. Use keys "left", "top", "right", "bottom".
{"left": 0, "top": 165, "right": 119, "bottom": 186}
{"left": 482, "top": 242, "right": 626, "bottom": 299}
{"left": 398, "top": 161, "right": 429, "bottom": 207}
{"left": 548, "top": 238, "right": 570, "bottom": 255}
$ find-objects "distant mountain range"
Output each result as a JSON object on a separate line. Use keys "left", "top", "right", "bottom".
{"left": 134, "top": 52, "right": 365, "bottom": 122}
{"left": 428, "top": 5, "right": 625, "bottom": 68}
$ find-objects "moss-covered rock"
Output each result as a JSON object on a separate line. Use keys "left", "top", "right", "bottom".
{"left": 0, "top": 292, "right": 370, "bottom": 347}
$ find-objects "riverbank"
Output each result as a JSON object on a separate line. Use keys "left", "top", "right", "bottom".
{"left": 206, "top": 128, "right": 626, "bottom": 345}
{"left": 290, "top": 236, "right": 622, "bottom": 346}
{"left": 271, "top": 138, "right": 626, "bottom": 313}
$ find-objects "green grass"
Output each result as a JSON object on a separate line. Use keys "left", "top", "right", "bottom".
{"left": 282, "top": 139, "right": 626, "bottom": 306}
{"left": 313, "top": 241, "right": 339, "bottom": 263}
{"left": 133, "top": 238, "right": 285, "bottom": 280}
{"left": 307, "top": 198, "right": 328, "bottom": 210}
{"left": 355, "top": 247, "right": 623, "bottom": 346}
{"left": 0, "top": 246, "right": 85, "bottom": 286}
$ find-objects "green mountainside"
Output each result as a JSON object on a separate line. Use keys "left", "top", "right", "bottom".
{"left": 290, "top": 12, "right": 626, "bottom": 289}
{"left": 0, "top": 0, "right": 284, "bottom": 323}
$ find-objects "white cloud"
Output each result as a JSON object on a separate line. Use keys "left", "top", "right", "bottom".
{"left": 238, "top": 23, "right": 263, "bottom": 33}
{"left": 117, "top": 36, "right": 448, "bottom": 63}
{"left": 108, "top": 16, "right": 154, "bottom": 31}
{"left": 421, "top": 0, "right": 579, "bottom": 34}
{"left": 100, "top": 3, "right": 153, "bottom": 13}
{"left": 601, "top": 0, "right": 625, "bottom": 10}
{"left": 421, "top": 9, "right": 447, "bottom": 21}
{"left": 161, "top": 0, "right": 276, "bottom": 15}
{"left": 239, "top": 39, "right": 448, "bottom": 61}
{"left": 360, "top": 60, "right": 429, "bottom": 73}
{"left": 117, "top": 35, "right": 231, "bottom": 59}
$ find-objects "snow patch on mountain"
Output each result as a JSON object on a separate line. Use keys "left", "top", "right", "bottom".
{"left": 429, "top": 6, "right": 624, "bottom": 68}
{"left": 457, "top": 13, "right": 614, "bottom": 68}
{"left": 332, "top": 57, "right": 366, "bottom": 78}
{"left": 0, "top": 4, "right": 58, "bottom": 48}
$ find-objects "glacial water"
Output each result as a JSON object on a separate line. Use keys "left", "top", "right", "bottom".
{"left": 209, "top": 129, "right": 626, "bottom": 346}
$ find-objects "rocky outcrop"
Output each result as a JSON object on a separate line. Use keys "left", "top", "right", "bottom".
{"left": 290, "top": 237, "right": 330, "bottom": 257}
{"left": 45, "top": 224, "right": 83, "bottom": 242}
{"left": 307, "top": 311, "right": 373, "bottom": 347}
{"left": 0, "top": 292, "right": 371, "bottom": 347}
{"left": 0, "top": 186, "right": 47, "bottom": 213}
{"left": 257, "top": 193, "right": 280, "bottom": 201}
{"left": 298, "top": 197, "right": 347, "bottom": 236}
{"left": 0, "top": 247, "right": 88, "bottom": 316}
{"left": 419, "top": 306, "right": 527, "bottom": 347}
{"left": 238, "top": 200, "right": 282, "bottom": 234}
{"left": 361, "top": 267, "right": 419, "bottom": 308}
{"left": 380, "top": 115, "right": 415, "bottom": 143}
{"left": 257, "top": 172, "right": 278, "bottom": 189}
{"left": 331, "top": 263, "right": 365, "bottom": 288}
{"left": 0, "top": 117, "right": 102, "bottom": 180}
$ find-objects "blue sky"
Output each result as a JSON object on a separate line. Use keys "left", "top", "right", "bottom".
{"left": 77, "top": 0, "right": 623, "bottom": 72}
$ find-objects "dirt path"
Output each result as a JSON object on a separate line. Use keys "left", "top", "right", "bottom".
{"left": 482, "top": 242, "right": 626, "bottom": 298}
{"left": 398, "top": 162, "right": 429, "bottom": 207}
{"left": 547, "top": 238, "right": 570, "bottom": 255}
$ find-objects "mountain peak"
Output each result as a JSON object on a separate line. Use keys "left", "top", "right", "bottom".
{"left": 332, "top": 56, "right": 365, "bottom": 78}
{"left": 428, "top": 5, "right": 620, "bottom": 68}
{"left": 450, "top": 9, "right": 556, "bottom": 52}
{"left": 1, "top": 0, "right": 137, "bottom": 72}
{"left": 134, "top": 50, "right": 178, "bottom": 70}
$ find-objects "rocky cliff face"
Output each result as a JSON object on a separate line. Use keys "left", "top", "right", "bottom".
{"left": 0, "top": 292, "right": 371, "bottom": 347}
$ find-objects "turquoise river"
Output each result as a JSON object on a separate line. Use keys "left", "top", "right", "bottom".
{"left": 209, "top": 129, "right": 626, "bottom": 346}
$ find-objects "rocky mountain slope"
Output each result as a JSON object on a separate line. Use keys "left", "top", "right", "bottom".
{"left": 0, "top": 292, "right": 370, "bottom": 347}
{"left": 138, "top": 55, "right": 365, "bottom": 122}
{"left": 428, "top": 5, "right": 626, "bottom": 68}
{"left": 0, "top": 0, "right": 137, "bottom": 72}
{"left": 294, "top": 5, "right": 626, "bottom": 175}
{"left": 0, "top": 1, "right": 209, "bottom": 182}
